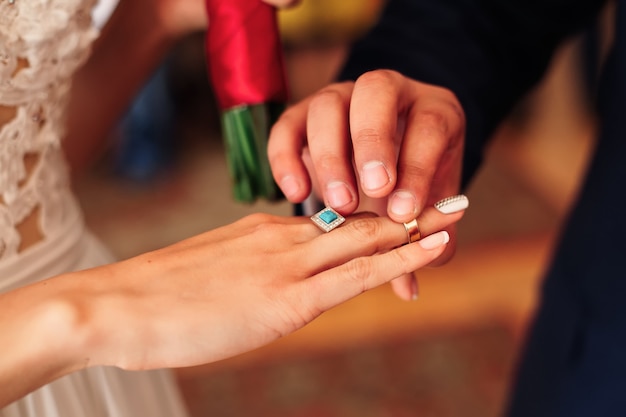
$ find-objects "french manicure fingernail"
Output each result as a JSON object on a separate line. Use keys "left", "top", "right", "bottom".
{"left": 434, "top": 194, "right": 469, "bottom": 214}
{"left": 326, "top": 181, "right": 353, "bottom": 208}
{"left": 362, "top": 161, "right": 390, "bottom": 191}
{"left": 389, "top": 190, "right": 417, "bottom": 217}
{"left": 418, "top": 231, "right": 450, "bottom": 250}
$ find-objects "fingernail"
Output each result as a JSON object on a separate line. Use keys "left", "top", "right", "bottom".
{"left": 418, "top": 231, "right": 450, "bottom": 250}
{"left": 361, "top": 161, "right": 390, "bottom": 192}
{"left": 280, "top": 175, "right": 300, "bottom": 198}
{"left": 389, "top": 190, "right": 417, "bottom": 217}
{"left": 434, "top": 194, "right": 469, "bottom": 214}
{"left": 326, "top": 181, "right": 353, "bottom": 208}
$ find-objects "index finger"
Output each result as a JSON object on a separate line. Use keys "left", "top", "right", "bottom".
{"left": 268, "top": 99, "right": 313, "bottom": 203}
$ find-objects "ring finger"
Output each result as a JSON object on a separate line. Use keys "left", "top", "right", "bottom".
{"left": 302, "top": 195, "right": 469, "bottom": 273}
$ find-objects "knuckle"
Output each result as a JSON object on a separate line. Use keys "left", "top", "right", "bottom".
{"left": 267, "top": 118, "right": 287, "bottom": 149}
{"left": 266, "top": 144, "right": 292, "bottom": 169}
{"left": 266, "top": 149, "right": 283, "bottom": 168}
{"left": 250, "top": 221, "right": 273, "bottom": 236}
{"left": 343, "top": 257, "right": 374, "bottom": 291}
{"left": 390, "top": 249, "right": 412, "bottom": 274}
{"left": 448, "top": 99, "right": 466, "bottom": 128}
{"left": 440, "top": 99, "right": 466, "bottom": 141}
{"left": 247, "top": 220, "right": 289, "bottom": 245}
{"left": 398, "top": 162, "right": 434, "bottom": 183}
{"left": 268, "top": 114, "right": 302, "bottom": 154}
{"left": 309, "top": 86, "right": 346, "bottom": 110}
{"left": 344, "top": 217, "right": 383, "bottom": 242}
{"left": 414, "top": 110, "right": 449, "bottom": 136}
{"left": 243, "top": 213, "right": 277, "bottom": 228}
{"left": 432, "top": 91, "right": 466, "bottom": 137}
{"left": 352, "top": 127, "right": 385, "bottom": 146}
{"left": 266, "top": 141, "right": 286, "bottom": 164}
{"left": 316, "top": 153, "right": 342, "bottom": 171}
{"left": 357, "top": 69, "right": 400, "bottom": 88}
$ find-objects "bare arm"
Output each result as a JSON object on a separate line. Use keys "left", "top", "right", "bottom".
{"left": 0, "top": 274, "right": 93, "bottom": 405}
{"left": 0, "top": 205, "right": 462, "bottom": 406}
{"left": 63, "top": 0, "right": 207, "bottom": 174}
{"left": 63, "top": 0, "right": 299, "bottom": 175}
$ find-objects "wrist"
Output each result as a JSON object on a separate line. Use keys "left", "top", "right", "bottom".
{"left": 22, "top": 269, "right": 125, "bottom": 375}
{"left": 0, "top": 274, "right": 95, "bottom": 404}
{"left": 29, "top": 295, "right": 91, "bottom": 376}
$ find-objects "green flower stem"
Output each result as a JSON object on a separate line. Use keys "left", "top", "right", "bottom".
{"left": 221, "top": 103, "right": 285, "bottom": 203}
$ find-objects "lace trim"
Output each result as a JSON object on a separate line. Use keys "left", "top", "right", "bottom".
{"left": 0, "top": 0, "right": 98, "bottom": 260}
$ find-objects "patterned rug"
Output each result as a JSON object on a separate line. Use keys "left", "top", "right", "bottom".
{"left": 178, "top": 325, "right": 518, "bottom": 417}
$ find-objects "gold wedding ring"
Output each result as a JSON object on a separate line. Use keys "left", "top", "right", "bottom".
{"left": 403, "top": 219, "right": 421, "bottom": 244}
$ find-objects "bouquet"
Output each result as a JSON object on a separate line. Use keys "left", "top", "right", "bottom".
{"left": 204, "top": 0, "right": 289, "bottom": 202}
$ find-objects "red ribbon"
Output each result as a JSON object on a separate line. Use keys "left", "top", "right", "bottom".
{"left": 204, "top": 0, "right": 289, "bottom": 110}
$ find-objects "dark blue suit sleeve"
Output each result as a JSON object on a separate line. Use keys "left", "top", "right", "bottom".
{"left": 339, "top": 0, "right": 607, "bottom": 186}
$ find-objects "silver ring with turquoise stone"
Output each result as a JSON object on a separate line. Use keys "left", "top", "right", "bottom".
{"left": 310, "top": 207, "right": 346, "bottom": 232}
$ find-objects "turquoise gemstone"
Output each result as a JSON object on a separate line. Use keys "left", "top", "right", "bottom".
{"left": 319, "top": 210, "right": 338, "bottom": 224}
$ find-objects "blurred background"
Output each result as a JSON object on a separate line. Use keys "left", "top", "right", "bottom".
{"left": 76, "top": 1, "right": 611, "bottom": 416}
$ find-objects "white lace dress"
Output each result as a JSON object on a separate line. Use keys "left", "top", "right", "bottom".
{"left": 0, "top": 0, "right": 189, "bottom": 415}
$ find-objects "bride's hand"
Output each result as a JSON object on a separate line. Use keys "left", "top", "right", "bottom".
{"left": 68, "top": 205, "right": 462, "bottom": 369}
{"left": 2, "top": 202, "right": 464, "bottom": 404}
{"left": 87, "top": 205, "right": 463, "bottom": 369}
